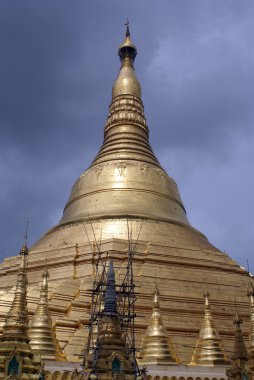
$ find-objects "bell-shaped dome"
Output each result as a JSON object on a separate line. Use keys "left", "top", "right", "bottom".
{"left": 59, "top": 28, "right": 190, "bottom": 229}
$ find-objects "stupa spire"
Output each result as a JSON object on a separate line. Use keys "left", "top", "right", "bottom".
{"left": 91, "top": 24, "right": 157, "bottom": 167}
{"left": 103, "top": 260, "right": 118, "bottom": 315}
{"left": 0, "top": 243, "right": 41, "bottom": 378}
{"left": 60, "top": 26, "right": 189, "bottom": 228}
{"left": 226, "top": 308, "right": 248, "bottom": 380}
{"left": 2, "top": 243, "right": 29, "bottom": 341}
{"left": 117, "top": 22, "right": 137, "bottom": 72}
{"left": 85, "top": 260, "right": 135, "bottom": 380}
{"left": 139, "top": 286, "right": 178, "bottom": 365}
{"left": 232, "top": 308, "right": 247, "bottom": 364}
{"left": 189, "top": 289, "right": 229, "bottom": 366}
{"left": 125, "top": 18, "right": 130, "bottom": 37}
{"left": 29, "top": 266, "right": 65, "bottom": 360}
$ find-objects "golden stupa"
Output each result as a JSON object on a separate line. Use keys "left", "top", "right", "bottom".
{"left": 28, "top": 267, "right": 65, "bottom": 361}
{"left": 139, "top": 287, "right": 178, "bottom": 365}
{"left": 0, "top": 26, "right": 251, "bottom": 364}
{"left": 189, "top": 290, "right": 229, "bottom": 366}
{"left": 0, "top": 244, "right": 41, "bottom": 379}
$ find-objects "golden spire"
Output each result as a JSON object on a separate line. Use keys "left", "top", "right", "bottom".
{"left": 139, "top": 287, "right": 178, "bottom": 365}
{"left": 189, "top": 289, "right": 229, "bottom": 366}
{"left": 112, "top": 22, "right": 140, "bottom": 99}
{"left": 2, "top": 243, "right": 29, "bottom": 341}
{"left": 29, "top": 267, "right": 65, "bottom": 361}
{"left": 0, "top": 244, "right": 41, "bottom": 378}
{"left": 92, "top": 23, "right": 158, "bottom": 168}
{"left": 60, "top": 26, "right": 189, "bottom": 229}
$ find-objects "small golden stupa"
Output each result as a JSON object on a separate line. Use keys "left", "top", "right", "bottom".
{"left": 139, "top": 287, "right": 178, "bottom": 365}
{"left": 190, "top": 290, "right": 229, "bottom": 366}
{"left": 29, "top": 267, "right": 65, "bottom": 361}
{"left": 85, "top": 260, "right": 134, "bottom": 380}
{"left": 0, "top": 244, "right": 41, "bottom": 379}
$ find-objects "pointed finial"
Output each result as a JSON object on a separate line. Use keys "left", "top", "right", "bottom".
{"left": 108, "top": 260, "right": 115, "bottom": 282}
{"left": 103, "top": 260, "right": 117, "bottom": 315}
{"left": 234, "top": 305, "right": 242, "bottom": 325}
{"left": 204, "top": 287, "right": 211, "bottom": 309}
{"left": 118, "top": 21, "right": 137, "bottom": 64}
{"left": 40, "top": 265, "right": 49, "bottom": 297}
{"left": 19, "top": 242, "right": 29, "bottom": 270}
{"left": 154, "top": 285, "right": 159, "bottom": 305}
{"left": 234, "top": 295, "right": 242, "bottom": 325}
{"left": 20, "top": 244, "right": 28, "bottom": 257}
{"left": 42, "top": 266, "right": 49, "bottom": 289}
{"left": 125, "top": 18, "right": 130, "bottom": 37}
{"left": 19, "top": 222, "right": 29, "bottom": 262}
{"left": 202, "top": 275, "right": 210, "bottom": 303}
{"left": 24, "top": 221, "right": 29, "bottom": 245}
{"left": 247, "top": 259, "right": 250, "bottom": 275}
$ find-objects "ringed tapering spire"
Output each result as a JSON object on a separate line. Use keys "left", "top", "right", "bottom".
{"left": 189, "top": 289, "right": 229, "bottom": 366}
{"left": 86, "top": 260, "right": 135, "bottom": 380}
{"left": 139, "top": 287, "right": 178, "bottom": 365}
{"left": 94, "top": 23, "right": 152, "bottom": 165}
{"left": 29, "top": 267, "right": 65, "bottom": 361}
{"left": 60, "top": 26, "right": 190, "bottom": 228}
{"left": 103, "top": 260, "right": 118, "bottom": 315}
{"left": 0, "top": 244, "right": 41, "bottom": 379}
{"left": 2, "top": 243, "right": 29, "bottom": 341}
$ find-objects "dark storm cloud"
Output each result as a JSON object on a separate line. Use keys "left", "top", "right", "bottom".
{"left": 0, "top": 1, "right": 253, "bottom": 270}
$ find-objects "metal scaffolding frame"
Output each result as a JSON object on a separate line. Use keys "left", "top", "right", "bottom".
{"left": 82, "top": 220, "right": 142, "bottom": 379}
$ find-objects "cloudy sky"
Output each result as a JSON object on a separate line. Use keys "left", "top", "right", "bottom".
{"left": 0, "top": 1, "right": 253, "bottom": 269}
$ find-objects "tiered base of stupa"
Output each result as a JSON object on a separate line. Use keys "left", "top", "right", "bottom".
{"left": 0, "top": 218, "right": 250, "bottom": 364}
